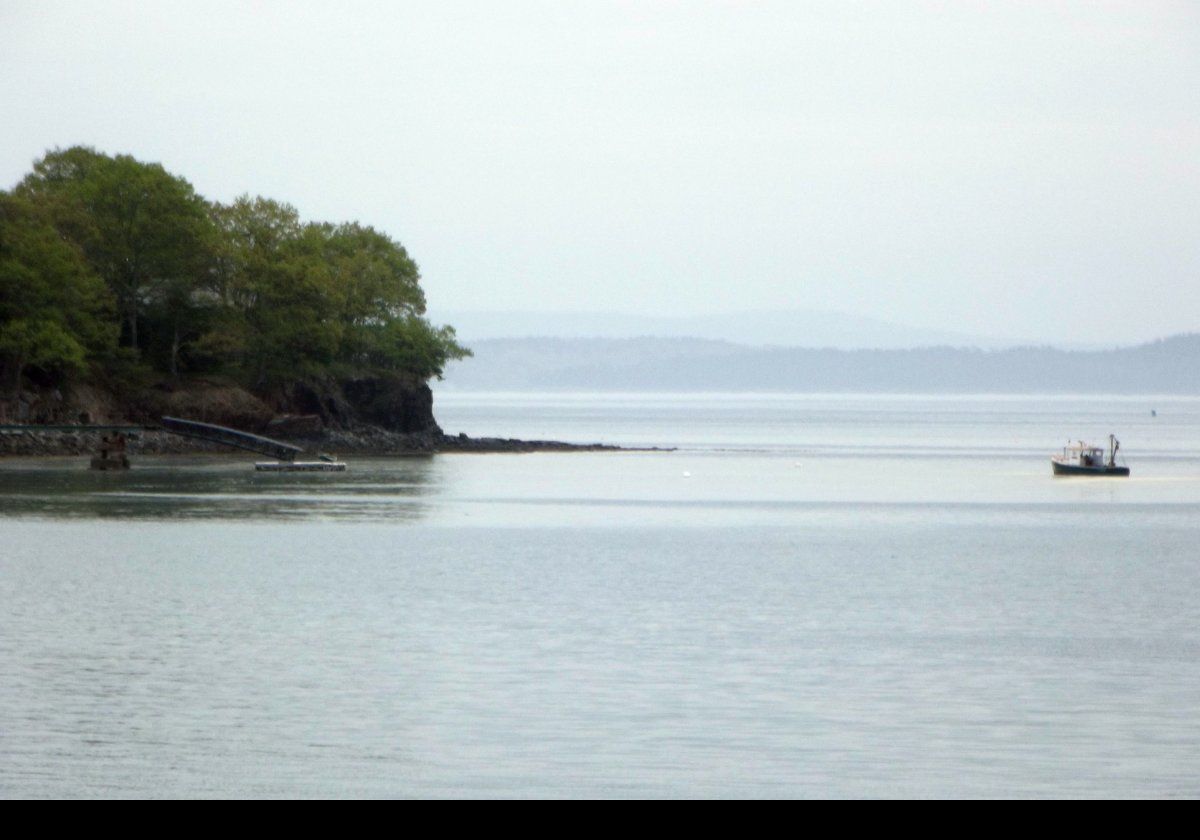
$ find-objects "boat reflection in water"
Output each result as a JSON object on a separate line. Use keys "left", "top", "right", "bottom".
{"left": 1051, "top": 434, "right": 1130, "bottom": 477}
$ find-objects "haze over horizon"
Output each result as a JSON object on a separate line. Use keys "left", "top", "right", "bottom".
{"left": 429, "top": 306, "right": 1200, "bottom": 350}
{"left": 3, "top": 1, "right": 1197, "bottom": 347}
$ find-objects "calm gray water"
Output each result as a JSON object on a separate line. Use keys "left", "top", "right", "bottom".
{"left": 3, "top": 393, "right": 1200, "bottom": 798}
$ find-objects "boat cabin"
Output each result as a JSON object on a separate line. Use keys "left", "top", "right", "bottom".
{"left": 1062, "top": 444, "right": 1106, "bottom": 467}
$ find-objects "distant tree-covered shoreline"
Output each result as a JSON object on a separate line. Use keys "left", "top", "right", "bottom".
{"left": 0, "top": 146, "right": 468, "bottom": 397}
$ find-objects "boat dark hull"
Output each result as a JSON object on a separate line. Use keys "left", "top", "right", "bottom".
{"left": 1051, "top": 460, "right": 1130, "bottom": 477}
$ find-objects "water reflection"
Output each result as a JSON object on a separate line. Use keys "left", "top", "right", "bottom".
{"left": 0, "top": 456, "right": 440, "bottom": 522}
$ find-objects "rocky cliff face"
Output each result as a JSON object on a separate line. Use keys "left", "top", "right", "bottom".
{"left": 0, "top": 374, "right": 442, "bottom": 440}
{"left": 274, "top": 375, "right": 440, "bottom": 435}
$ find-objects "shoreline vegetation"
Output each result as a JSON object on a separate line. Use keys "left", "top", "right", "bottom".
{"left": 2, "top": 146, "right": 470, "bottom": 389}
{"left": 0, "top": 146, "right": 494, "bottom": 451}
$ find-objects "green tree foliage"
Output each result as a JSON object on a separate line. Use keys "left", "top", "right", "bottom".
{"left": 354, "top": 316, "right": 470, "bottom": 382}
{"left": 17, "top": 148, "right": 212, "bottom": 353}
{"left": 0, "top": 191, "right": 116, "bottom": 393}
{"left": 0, "top": 319, "right": 87, "bottom": 391}
{"left": 1, "top": 146, "right": 468, "bottom": 396}
{"left": 202, "top": 195, "right": 468, "bottom": 384}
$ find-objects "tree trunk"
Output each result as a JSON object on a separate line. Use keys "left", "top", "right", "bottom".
{"left": 169, "top": 324, "right": 180, "bottom": 379}
{"left": 126, "top": 307, "right": 139, "bottom": 352}
{"left": 9, "top": 359, "right": 25, "bottom": 397}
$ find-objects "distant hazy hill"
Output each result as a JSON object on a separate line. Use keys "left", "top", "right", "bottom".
{"left": 429, "top": 309, "right": 1020, "bottom": 349}
{"left": 440, "top": 334, "right": 1200, "bottom": 393}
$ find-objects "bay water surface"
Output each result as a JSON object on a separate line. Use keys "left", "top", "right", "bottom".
{"left": 2, "top": 393, "right": 1199, "bottom": 797}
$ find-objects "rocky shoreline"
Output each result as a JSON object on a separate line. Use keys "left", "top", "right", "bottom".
{"left": 0, "top": 378, "right": 663, "bottom": 459}
{"left": 0, "top": 425, "right": 638, "bottom": 458}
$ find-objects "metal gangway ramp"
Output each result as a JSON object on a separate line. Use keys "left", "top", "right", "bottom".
{"left": 159, "top": 416, "right": 302, "bottom": 462}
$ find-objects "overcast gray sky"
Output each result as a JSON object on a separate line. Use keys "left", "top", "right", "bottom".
{"left": 2, "top": 1, "right": 1197, "bottom": 345}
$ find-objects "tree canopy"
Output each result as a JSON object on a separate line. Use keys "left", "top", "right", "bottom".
{"left": 0, "top": 146, "right": 468, "bottom": 395}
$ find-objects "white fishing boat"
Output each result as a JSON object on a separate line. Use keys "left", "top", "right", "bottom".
{"left": 1051, "top": 435, "right": 1129, "bottom": 477}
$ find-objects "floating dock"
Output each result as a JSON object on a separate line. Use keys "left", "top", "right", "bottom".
{"left": 255, "top": 461, "right": 347, "bottom": 472}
